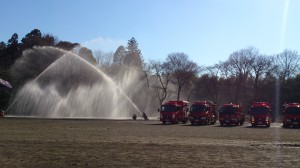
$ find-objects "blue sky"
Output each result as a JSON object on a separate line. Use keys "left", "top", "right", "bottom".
{"left": 1, "top": 0, "right": 299, "bottom": 66}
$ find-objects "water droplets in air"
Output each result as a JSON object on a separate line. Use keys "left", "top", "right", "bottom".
{"left": 8, "top": 46, "right": 143, "bottom": 119}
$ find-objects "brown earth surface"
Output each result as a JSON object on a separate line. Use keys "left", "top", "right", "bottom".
{"left": 0, "top": 117, "right": 299, "bottom": 168}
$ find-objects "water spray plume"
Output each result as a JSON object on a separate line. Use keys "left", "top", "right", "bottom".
{"left": 68, "top": 51, "right": 142, "bottom": 116}
{"left": 8, "top": 46, "right": 143, "bottom": 118}
{"left": 37, "top": 47, "right": 142, "bottom": 116}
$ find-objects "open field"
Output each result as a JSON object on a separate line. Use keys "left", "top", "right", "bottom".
{"left": 0, "top": 118, "right": 299, "bottom": 168}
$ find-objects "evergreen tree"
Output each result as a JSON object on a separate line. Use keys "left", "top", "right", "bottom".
{"left": 113, "top": 45, "right": 126, "bottom": 65}
{"left": 5, "top": 33, "right": 20, "bottom": 68}
{"left": 123, "top": 37, "right": 143, "bottom": 69}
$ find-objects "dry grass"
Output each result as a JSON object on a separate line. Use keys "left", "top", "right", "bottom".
{"left": 0, "top": 118, "right": 299, "bottom": 167}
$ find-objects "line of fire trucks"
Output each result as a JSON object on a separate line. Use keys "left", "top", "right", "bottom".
{"left": 158, "top": 100, "right": 300, "bottom": 128}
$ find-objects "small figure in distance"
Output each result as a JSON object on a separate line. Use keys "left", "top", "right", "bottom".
{"left": 0, "top": 110, "right": 5, "bottom": 117}
{"left": 142, "top": 112, "right": 149, "bottom": 120}
{"left": 132, "top": 114, "right": 137, "bottom": 120}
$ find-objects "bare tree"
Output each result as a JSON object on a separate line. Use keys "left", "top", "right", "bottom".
{"left": 225, "top": 47, "right": 257, "bottom": 102}
{"left": 206, "top": 63, "right": 222, "bottom": 77}
{"left": 77, "top": 47, "right": 97, "bottom": 65}
{"left": 185, "top": 75, "right": 198, "bottom": 101}
{"left": 113, "top": 45, "right": 126, "bottom": 65}
{"left": 275, "top": 49, "right": 300, "bottom": 81}
{"left": 197, "top": 64, "right": 224, "bottom": 104}
{"left": 164, "top": 52, "right": 199, "bottom": 101}
{"left": 205, "top": 63, "right": 228, "bottom": 103}
{"left": 94, "top": 50, "right": 114, "bottom": 69}
{"left": 149, "top": 60, "right": 171, "bottom": 106}
{"left": 249, "top": 54, "right": 275, "bottom": 100}
{"left": 142, "top": 62, "right": 151, "bottom": 88}
{"left": 227, "top": 47, "right": 257, "bottom": 77}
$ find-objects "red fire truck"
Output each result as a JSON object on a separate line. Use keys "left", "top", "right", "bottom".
{"left": 189, "top": 101, "right": 216, "bottom": 125}
{"left": 159, "top": 100, "right": 189, "bottom": 124}
{"left": 219, "top": 103, "right": 245, "bottom": 126}
{"left": 282, "top": 103, "right": 300, "bottom": 128}
{"left": 249, "top": 102, "right": 271, "bottom": 127}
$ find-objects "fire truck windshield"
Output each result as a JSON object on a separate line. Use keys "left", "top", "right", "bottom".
{"left": 286, "top": 107, "right": 300, "bottom": 115}
{"left": 190, "top": 105, "right": 207, "bottom": 113}
{"left": 251, "top": 107, "right": 270, "bottom": 115}
{"left": 220, "top": 107, "right": 236, "bottom": 114}
{"left": 161, "top": 105, "right": 177, "bottom": 112}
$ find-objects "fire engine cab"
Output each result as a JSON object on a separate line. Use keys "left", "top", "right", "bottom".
{"left": 219, "top": 103, "right": 244, "bottom": 126}
{"left": 189, "top": 101, "right": 216, "bottom": 125}
{"left": 159, "top": 101, "right": 189, "bottom": 124}
{"left": 249, "top": 102, "right": 271, "bottom": 127}
{"left": 283, "top": 103, "right": 300, "bottom": 128}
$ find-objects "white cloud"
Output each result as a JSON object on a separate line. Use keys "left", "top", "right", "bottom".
{"left": 81, "top": 37, "right": 126, "bottom": 53}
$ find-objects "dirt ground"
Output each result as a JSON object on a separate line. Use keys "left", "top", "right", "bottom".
{"left": 0, "top": 118, "right": 299, "bottom": 168}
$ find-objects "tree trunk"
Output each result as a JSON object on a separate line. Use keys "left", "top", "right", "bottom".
{"left": 177, "top": 85, "right": 182, "bottom": 101}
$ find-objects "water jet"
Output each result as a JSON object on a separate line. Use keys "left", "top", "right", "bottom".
{"left": 8, "top": 46, "right": 143, "bottom": 119}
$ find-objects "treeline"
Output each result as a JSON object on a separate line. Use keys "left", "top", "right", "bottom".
{"left": 1, "top": 29, "right": 300, "bottom": 116}
{"left": 102, "top": 39, "right": 300, "bottom": 114}
{"left": 0, "top": 29, "right": 97, "bottom": 108}
{"left": 150, "top": 48, "right": 300, "bottom": 111}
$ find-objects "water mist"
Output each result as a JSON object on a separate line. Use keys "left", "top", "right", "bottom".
{"left": 8, "top": 46, "right": 145, "bottom": 119}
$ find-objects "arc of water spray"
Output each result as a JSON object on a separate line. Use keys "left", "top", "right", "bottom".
{"left": 5, "top": 47, "right": 66, "bottom": 113}
{"left": 67, "top": 51, "right": 143, "bottom": 116}
{"left": 6, "top": 46, "right": 142, "bottom": 116}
